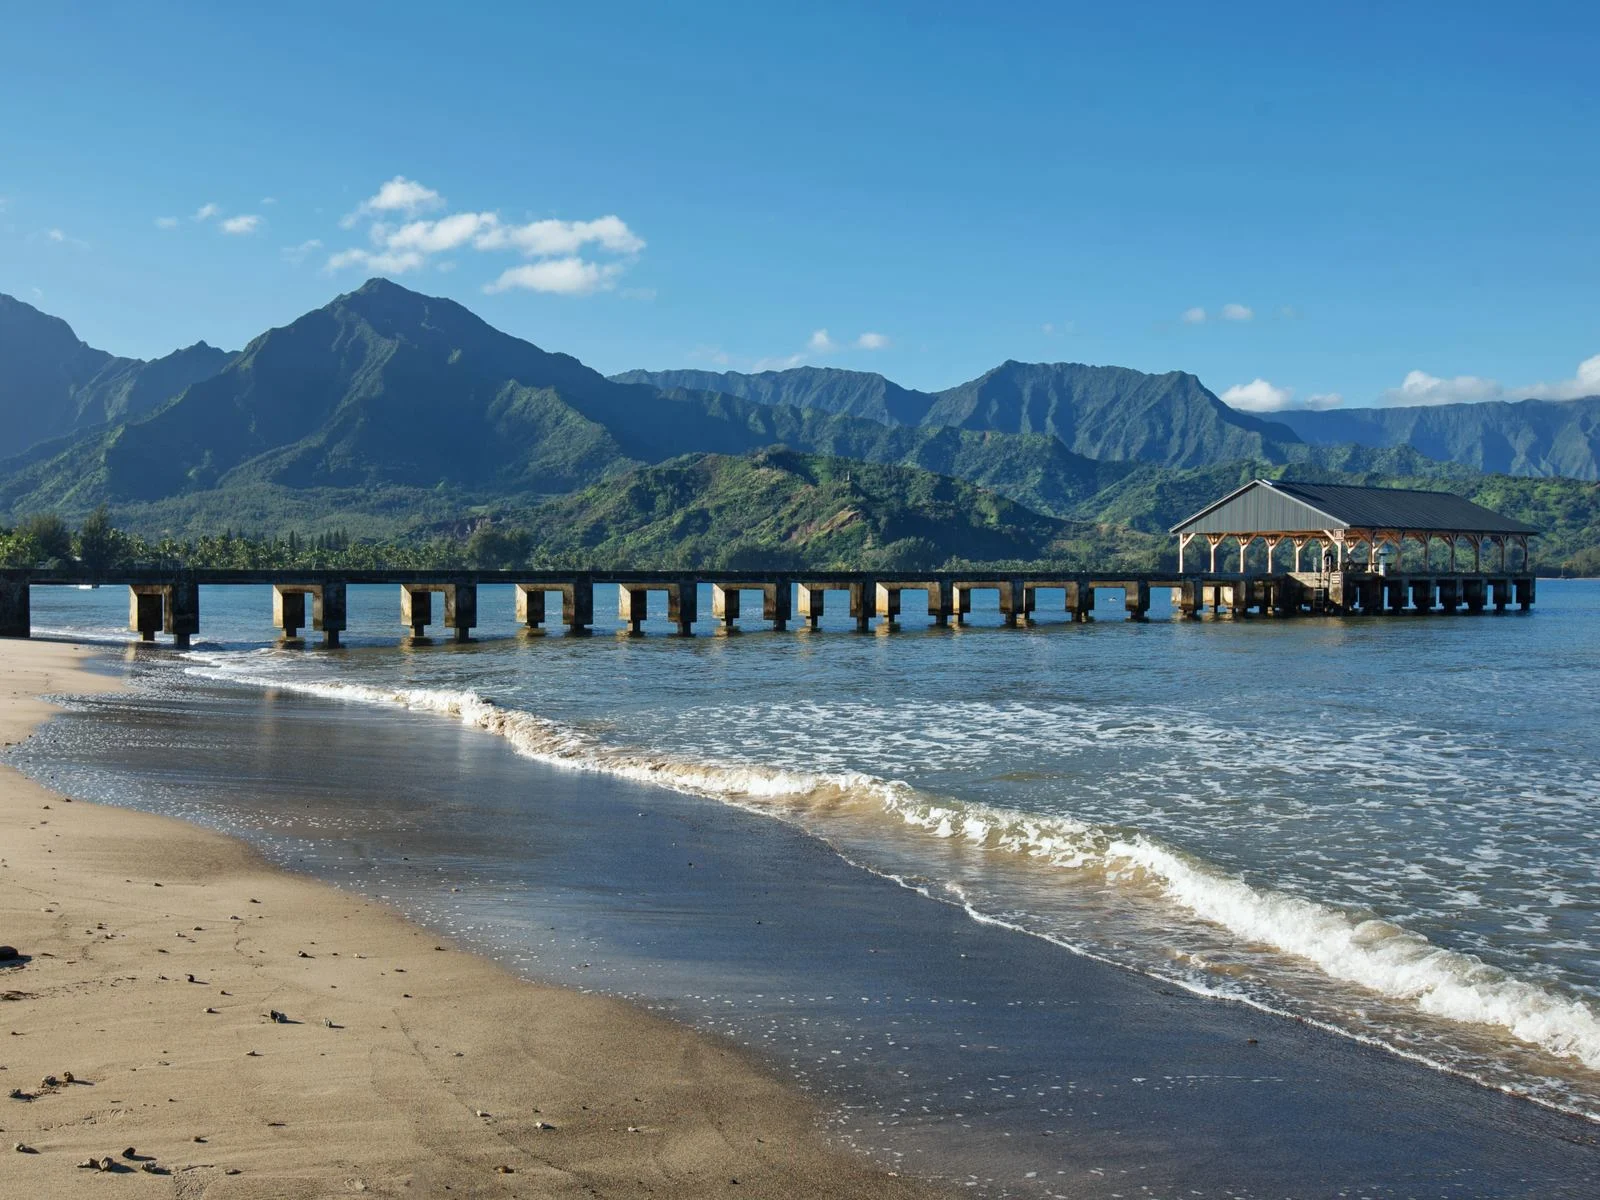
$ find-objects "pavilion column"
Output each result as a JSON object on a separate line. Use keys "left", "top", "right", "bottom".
{"left": 1292, "top": 538, "right": 1306, "bottom": 572}
{"left": 1265, "top": 536, "right": 1281, "bottom": 572}
{"left": 1449, "top": 537, "right": 1457, "bottom": 573}
{"left": 1207, "top": 534, "right": 1224, "bottom": 573}
{"left": 1238, "top": 536, "right": 1248, "bottom": 574}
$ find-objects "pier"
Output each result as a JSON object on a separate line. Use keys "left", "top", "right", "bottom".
{"left": 0, "top": 566, "right": 1538, "bottom": 646}
{"left": 0, "top": 483, "right": 1540, "bottom": 647}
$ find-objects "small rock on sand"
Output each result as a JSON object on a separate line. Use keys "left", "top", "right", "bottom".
{"left": 0, "top": 946, "right": 19, "bottom": 961}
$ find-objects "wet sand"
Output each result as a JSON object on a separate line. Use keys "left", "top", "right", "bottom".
{"left": 0, "top": 640, "right": 944, "bottom": 1198}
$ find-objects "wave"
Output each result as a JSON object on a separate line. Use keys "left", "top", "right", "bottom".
{"left": 183, "top": 653, "right": 1600, "bottom": 1110}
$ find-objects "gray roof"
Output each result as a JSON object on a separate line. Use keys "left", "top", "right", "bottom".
{"left": 1171, "top": 479, "right": 1540, "bottom": 536}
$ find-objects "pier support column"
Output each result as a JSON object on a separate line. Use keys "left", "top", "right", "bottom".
{"left": 515, "top": 585, "right": 547, "bottom": 631}
{"left": 1123, "top": 580, "right": 1150, "bottom": 621}
{"left": 999, "top": 577, "right": 1031, "bottom": 626}
{"left": 952, "top": 585, "right": 973, "bottom": 626}
{"left": 874, "top": 583, "right": 901, "bottom": 628}
{"left": 1515, "top": 576, "right": 1535, "bottom": 612}
{"left": 1462, "top": 577, "right": 1486, "bottom": 614}
{"left": 129, "top": 586, "right": 162, "bottom": 641}
{"left": 275, "top": 587, "right": 307, "bottom": 641}
{"left": 618, "top": 586, "right": 647, "bottom": 635}
{"left": 1437, "top": 577, "right": 1460, "bottom": 614}
{"left": 564, "top": 580, "right": 593, "bottom": 633}
{"left": 1065, "top": 581, "right": 1095, "bottom": 621}
{"left": 1177, "top": 579, "right": 1203, "bottom": 619}
{"left": 314, "top": 582, "right": 346, "bottom": 647}
{"left": 137, "top": 579, "right": 198, "bottom": 649}
{"left": 444, "top": 584, "right": 476, "bottom": 642}
{"left": 1490, "top": 578, "right": 1510, "bottom": 613}
{"left": 764, "top": 581, "right": 792, "bottom": 631}
{"left": 0, "top": 581, "right": 30, "bottom": 638}
{"left": 666, "top": 581, "right": 697, "bottom": 636}
{"left": 274, "top": 583, "right": 345, "bottom": 647}
{"left": 1383, "top": 578, "right": 1406, "bottom": 614}
{"left": 926, "top": 579, "right": 954, "bottom": 627}
{"left": 711, "top": 584, "right": 741, "bottom": 630}
{"left": 401, "top": 586, "right": 433, "bottom": 639}
{"left": 1409, "top": 578, "right": 1435, "bottom": 614}
{"left": 848, "top": 580, "right": 875, "bottom": 632}
{"left": 797, "top": 584, "right": 826, "bottom": 629}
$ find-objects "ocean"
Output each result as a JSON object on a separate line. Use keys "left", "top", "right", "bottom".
{"left": 11, "top": 580, "right": 1600, "bottom": 1196}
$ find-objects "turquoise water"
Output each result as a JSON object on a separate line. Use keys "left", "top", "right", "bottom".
{"left": 25, "top": 580, "right": 1600, "bottom": 1122}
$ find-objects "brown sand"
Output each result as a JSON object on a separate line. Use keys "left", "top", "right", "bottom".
{"left": 0, "top": 639, "right": 945, "bottom": 1198}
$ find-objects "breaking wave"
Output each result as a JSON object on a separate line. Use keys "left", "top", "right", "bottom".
{"left": 184, "top": 653, "right": 1600, "bottom": 1115}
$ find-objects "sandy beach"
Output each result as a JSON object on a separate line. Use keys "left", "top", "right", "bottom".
{"left": 0, "top": 639, "right": 943, "bottom": 1198}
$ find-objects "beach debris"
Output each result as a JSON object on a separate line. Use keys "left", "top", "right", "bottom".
{"left": 245, "top": 1051, "right": 260, "bottom": 1057}
{"left": 249, "top": 898, "right": 260, "bottom": 904}
{"left": 140, "top": 1161, "right": 165, "bottom": 1174}
{"left": 323, "top": 1017, "right": 337, "bottom": 1029}
{"left": 205, "top": 1007, "right": 217, "bottom": 1014}
{"left": 77, "top": 1159, "right": 97, "bottom": 1169}
{"left": 61, "top": 1071, "right": 74, "bottom": 1084}
{"left": 122, "top": 1146, "right": 137, "bottom": 1159}
{"left": 225, "top": 1167, "right": 241, "bottom": 1175}
{"left": 495, "top": 1165, "right": 515, "bottom": 1174}
{"left": 268, "top": 1009, "right": 287, "bottom": 1024}
{"left": 40, "top": 1074, "right": 58, "bottom": 1089}
{"left": 297, "top": 950, "right": 312, "bottom": 959}
{"left": 0, "top": 946, "right": 19, "bottom": 962}
{"left": 193, "top": 1136, "right": 206, "bottom": 1144}
{"left": 535, "top": 1121, "right": 556, "bottom": 1131}
{"left": 14, "top": 1141, "right": 37, "bottom": 1153}
{"left": 8, "top": 1087, "right": 31, "bottom": 1101}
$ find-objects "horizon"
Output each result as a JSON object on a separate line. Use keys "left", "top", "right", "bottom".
{"left": 3, "top": 3, "right": 1596, "bottom": 413}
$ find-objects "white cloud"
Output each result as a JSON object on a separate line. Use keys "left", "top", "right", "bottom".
{"left": 1041, "top": 320, "right": 1076, "bottom": 337}
{"left": 1221, "top": 379, "right": 1293, "bottom": 412}
{"left": 386, "top": 211, "right": 499, "bottom": 254}
{"left": 483, "top": 257, "right": 622, "bottom": 295}
{"left": 620, "top": 285, "right": 657, "bottom": 301}
{"left": 1386, "top": 370, "right": 1502, "bottom": 406}
{"left": 807, "top": 329, "right": 837, "bottom": 353}
{"left": 342, "top": 175, "right": 443, "bottom": 227}
{"left": 435, "top": 259, "right": 457, "bottom": 274}
{"left": 193, "top": 202, "right": 220, "bottom": 222}
{"left": 1221, "top": 302, "right": 1253, "bottom": 321}
{"left": 477, "top": 214, "right": 644, "bottom": 256}
{"left": 1222, "top": 378, "right": 1344, "bottom": 413}
{"left": 1383, "top": 354, "right": 1600, "bottom": 406}
{"left": 45, "top": 228, "right": 89, "bottom": 249}
{"left": 855, "top": 331, "right": 889, "bottom": 350}
{"left": 155, "top": 216, "right": 179, "bottom": 229}
{"left": 282, "top": 238, "right": 322, "bottom": 266}
{"left": 221, "top": 214, "right": 261, "bottom": 235}
{"left": 1517, "top": 353, "right": 1600, "bottom": 402}
{"left": 1181, "top": 306, "right": 1207, "bottom": 324}
{"left": 690, "top": 345, "right": 732, "bottom": 366}
{"left": 752, "top": 352, "right": 808, "bottom": 372}
{"left": 328, "top": 179, "right": 644, "bottom": 295}
{"left": 261, "top": 196, "right": 277, "bottom": 206}
{"left": 325, "top": 246, "right": 426, "bottom": 275}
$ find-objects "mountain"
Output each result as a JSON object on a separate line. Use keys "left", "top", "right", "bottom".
{"left": 0, "top": 293, "right": 234, "bottom": 454}
{"left": 618, "top": 361, "right": 1305, "bottom": 468}
{"left": 516, "top": 447, "right": 1161, "bottom": 571}
{"left": 1273, "top": 396, "right": 1600, "bottom": 481}
{"left": 0, "top": 281, "right": 1127, "bottom": 524}
{"left": 611, "top": 366, "right": 938, "bottom": 426}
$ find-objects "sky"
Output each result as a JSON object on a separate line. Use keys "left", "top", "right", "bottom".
{"left": 2, "top": 1, "right": 1596, "bottom": 412}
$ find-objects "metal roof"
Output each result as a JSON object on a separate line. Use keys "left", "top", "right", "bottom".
{"left": 1170, "top": 479, "right": 1540, "bottom": 536}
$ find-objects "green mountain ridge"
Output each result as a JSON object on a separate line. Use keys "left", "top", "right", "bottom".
{"left": 617, "top": 361, "right": 1304, "bottom": 469}
{"left": 1274, "top": 396, "right": 1600, "bottom": 481}
{"left": 0, "top": 292, "right": 235, "bottom": 452}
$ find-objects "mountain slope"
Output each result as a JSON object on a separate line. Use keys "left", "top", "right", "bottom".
{"left": 0, "top": 293, "right": 233, "bottom": 454}
{"left": 619, "top": 360, "right": 1305, "bottom": 468}
{"left": 1274, "top": 396, "right": 1600, "bottom": 481}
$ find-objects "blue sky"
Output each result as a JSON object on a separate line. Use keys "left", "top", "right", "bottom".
{"left": 2, "top": 1, "right": 1596, "bottom": 411}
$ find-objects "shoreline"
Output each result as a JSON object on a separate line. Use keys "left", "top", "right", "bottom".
{"left": 0, "top": 639, "right": 944, "bottom": 1197}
